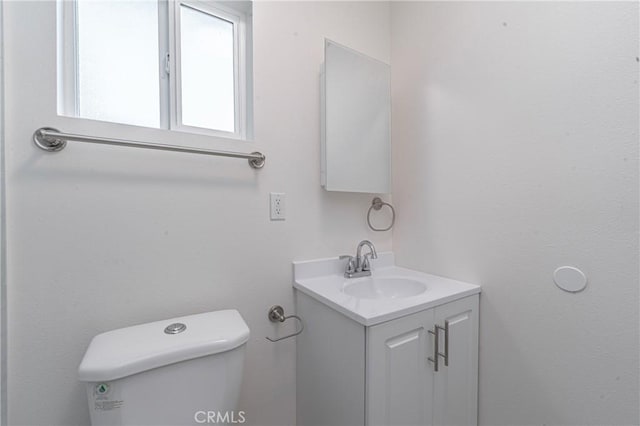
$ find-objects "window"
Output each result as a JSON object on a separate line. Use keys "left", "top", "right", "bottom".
{"left": 58, "top": 0, "right": 253, "bottom": 140}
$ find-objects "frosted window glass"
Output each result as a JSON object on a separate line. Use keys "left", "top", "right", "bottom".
{"left": 77, "top": 0, "right": 160, "bottom": 128}
{"left": 180, "top": 5, "right": 235, "bottom": 132}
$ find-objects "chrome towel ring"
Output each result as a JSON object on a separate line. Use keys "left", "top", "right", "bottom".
{"left": 367, "top": 197, "right": 396, "bottom": 232}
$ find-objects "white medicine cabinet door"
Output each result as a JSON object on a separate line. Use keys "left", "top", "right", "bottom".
{"left": 366, "top": 309, "right": 436, "bottom": 426}
{"left": 433, "top": 295, "right": 479, "bottom": 426}
{"left": 321, "top": 39, "right": 391, "bottom": 193}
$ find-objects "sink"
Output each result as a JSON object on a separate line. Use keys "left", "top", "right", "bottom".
{"left": 342, "top": 277, "right": 427, "bottom": 299}
{"left": 293, "top": 252, "right": 481, "bottom": 325}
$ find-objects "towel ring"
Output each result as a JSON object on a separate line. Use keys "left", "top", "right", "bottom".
{"left": 367, "top": 197, "right": 396, "bottom": 232}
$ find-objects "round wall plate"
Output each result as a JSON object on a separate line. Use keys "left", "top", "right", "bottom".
{"left": 33, "top": 127, "right": 67, "bottom": 152}
{"left": 553, "top": 266, "right": 587, "bottom": 293}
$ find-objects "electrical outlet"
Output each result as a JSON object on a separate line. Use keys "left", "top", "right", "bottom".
{"left": 270, "top": 192, "right": 286, "bottom": 220}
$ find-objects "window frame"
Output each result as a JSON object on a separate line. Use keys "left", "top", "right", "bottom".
{"left": 170, "top": 0, "right": 250, "bottom": 140}
{"left": 57, "top": 0, "right": 253, "bottom": 142}
{"left": 57, "top": 0, "right": 80, "bottom": 118}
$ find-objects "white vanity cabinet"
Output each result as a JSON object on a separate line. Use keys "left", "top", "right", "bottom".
{"left": 367, "top": 295, "right": 478, "bottom": 426}
{"left": 296, "top": 291, "right": 479, "bottom": 426}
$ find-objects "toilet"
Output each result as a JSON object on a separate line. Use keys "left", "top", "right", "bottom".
{"left": 78, "top": 309, "right": 250, "bottom": 425}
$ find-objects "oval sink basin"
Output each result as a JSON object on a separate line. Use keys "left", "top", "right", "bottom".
{"left": 342, "top": 277, "right": 427, "bottom": 299}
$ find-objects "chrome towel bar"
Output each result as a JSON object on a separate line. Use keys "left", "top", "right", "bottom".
{"left": 33, "top": 127, "right": 266, "bottom": 169}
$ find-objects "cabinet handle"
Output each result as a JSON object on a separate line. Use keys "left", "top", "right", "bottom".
{"left": 436, "top": 320, "right": 449, "bottom": 367}
{"left": 428, "top": 326, "right": 439, "bottom": 372}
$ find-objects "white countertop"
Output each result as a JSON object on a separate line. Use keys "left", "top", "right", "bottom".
{"left": 293, "top": 252, "right": 481, "bottom": 326}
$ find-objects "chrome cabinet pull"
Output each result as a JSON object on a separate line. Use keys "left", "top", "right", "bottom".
{"left": 436, "top": 321, "right": 450, "bottom": 367}
{"left": 428, "top": 325, "right": 439, "bottom": 372}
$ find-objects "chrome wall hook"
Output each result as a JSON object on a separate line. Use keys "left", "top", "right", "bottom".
{"left": 266, "top": 305, "right": 304, "bottom": 342}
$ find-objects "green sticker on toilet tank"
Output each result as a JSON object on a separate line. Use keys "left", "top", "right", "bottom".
{"left": 96, "top": 383, "right": 109, "bottom": 395}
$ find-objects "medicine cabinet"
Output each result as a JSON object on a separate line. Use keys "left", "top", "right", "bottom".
{"left": 320, "top": 40, "right": 391, "bottom": 193}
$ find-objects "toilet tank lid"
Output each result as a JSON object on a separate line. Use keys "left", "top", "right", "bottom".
{"left": 78, "top": 309, "right": 250, "bottom": 382}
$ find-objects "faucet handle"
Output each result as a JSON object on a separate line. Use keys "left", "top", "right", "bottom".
{"left": 361, "top": 253, "right": 374, "bottom": 272}
{"left": 339, "top": 255, "right": 356, "bottom": 274}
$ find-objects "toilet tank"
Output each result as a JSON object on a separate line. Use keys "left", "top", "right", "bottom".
{"left": 78, "top": 310, "right": 250, "bottom": 426}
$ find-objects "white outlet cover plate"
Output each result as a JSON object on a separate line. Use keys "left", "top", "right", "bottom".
{"left": 270, "top": 192, "right": 285, "bottom": 220}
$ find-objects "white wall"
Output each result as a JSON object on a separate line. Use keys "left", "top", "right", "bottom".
{"left": 391, "top": 2, "right": 639, "bottom": 425}
{"left": 3, "top": 2, "right": 391, "bottom": 424}
{"left": 0, "top": 2, "right": 5, "bottom": 424}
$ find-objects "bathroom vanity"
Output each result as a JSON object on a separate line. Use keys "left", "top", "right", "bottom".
{"left": 294, "top": 253, "right": 480, "bottom": 426}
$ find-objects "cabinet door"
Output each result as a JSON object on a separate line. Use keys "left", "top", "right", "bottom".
{"left": 433, "top": 295, "right": 479, "bottom": 426}
{"left": 366, "top": 309, "right": 435, "bottom": 426}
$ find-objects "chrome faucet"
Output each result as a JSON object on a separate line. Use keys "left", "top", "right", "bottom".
{"left": 340, "top": 240, "right": 378, "bottom": 278}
